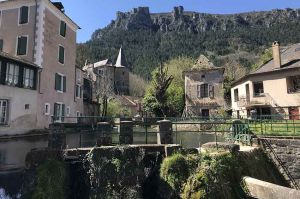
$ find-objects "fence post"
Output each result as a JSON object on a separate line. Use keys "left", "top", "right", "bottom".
{"left": 214, "top": 123, "right": 218, "bottom": 150}
{"left": 145, "top": 117, "right": 148, "bottom": 144}
{"left": 157, "top": 120, "right": 173, "bottom": 144}
{"left": 293, "top": 119, "right": 296, "bottom": 135}
{"left": 96, "top": 122, "right": 112, "bottom": 146}
{"left": 175, "top": 118, "right": 178, "bottom": 144}
{"left": 119, "top": 121, "right": 133, "bottom": 145}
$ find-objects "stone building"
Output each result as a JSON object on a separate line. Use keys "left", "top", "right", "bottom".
{"left": 83, "top": 47, "right": 130, "bottom": 97}
{"left": 183, "top": 55, "right": 225, "bottom": 117}
{"left": 0, "top": 0, "right": 81, "bottom": 134}
{"left": 231, "top": 42, "right": 300, "bottom": 119}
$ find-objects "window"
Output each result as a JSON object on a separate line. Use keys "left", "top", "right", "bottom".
{"left": 25, "top": 104, "right": 29, "bottom": 109}
{"left": 17, "top": 36, "right": 27, "bottom": 55}
{"left": 60, "top": 21, "right": 66, "bottom": 37}
{"left": 234, "top": 89, "right": 239, "bottom": 102}
{"left": 0, "top": 39, "right": 3, "bottom": 51}
{"left": 45, "top": 103, "right": 50, "bottom": 115}
{"left": 287, "top": 75, "right": 300, "bottom": 93}
{"left": 23, "top": 68, "right": 34, "bottom": 88}
{"left": 55, "top": 73, "right": 66, "bottom": 92}
{"left": 58, "top": 45, "right": 65, "bottom": 64}
{"left": 75, "top": 84, "right": 82, "bottom": 98}
{"left": 201, "top": 109, "right": 210, "bottom": 118}
{"left": 6, "top": 63, "right": 19, "bottom": 86}
{"left": 253, "top": 82, "right": 264, "bottom": 96}
{"left": 76, "top": 111, "right": 80, "bottom": 123}
{"left": 0, "top": 100, "right": 8, "bottom": 125}
{"left": 198, "top": 83, "right": 209, "bottom": 98}
{"left": 19, "top": 6, "right": 29, "bottom": 24}
{"left": 53, "top": 103, "right": 65, "bottom": 122}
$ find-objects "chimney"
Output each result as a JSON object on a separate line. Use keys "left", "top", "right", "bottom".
{"left": 272, "top": 41, "right": 281, "bottom": 68}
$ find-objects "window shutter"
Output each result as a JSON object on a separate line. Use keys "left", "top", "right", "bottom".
{"left": 0, "top": 40, "right": 3, "bottom": 51}
{"left": 17, "top": 37, "right": 27, "bottom": 55}
{"left": 79, "top": 86, "right": 82, "bottom": 98}
{"left": 209, "top": 85, "right": 214, "bottom": 98}
{"left": 75, "top": 85, "right": 78, "bottom": 97}
{"left": 63, "top": 76, "right": 66, "bottom": 92}
{"left": 59, "top": 46, "right": 65, "bottom": 64}
{"left": 55, "top": 73, "right": 59, "bottom": 90}
{"left": 61, "top": 104, "right": 65, "bottom": 122}
{"left": 20, "top": 6, "right": 29, "bottom": 24}
{"left": 60, "top": 21, "right": 66, "bottom": 37}
{"left": 54, "top": 103, "right": 58, "bottom": 117}
{"left": 200, "top": 84, "right": 204, "bottom": 98}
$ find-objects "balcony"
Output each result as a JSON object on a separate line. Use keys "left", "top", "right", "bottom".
{"left": 237, "top": 94, "right": 274, "bottom": 108}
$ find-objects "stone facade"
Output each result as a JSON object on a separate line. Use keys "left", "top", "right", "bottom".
{"left": 257, "top": 138, "right": 300, "bottom": 188}
{"left": 183, "top": 55, "right": 225, "bottom": 117}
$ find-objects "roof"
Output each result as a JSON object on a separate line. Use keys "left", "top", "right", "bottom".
{"left": 115, "top": 95, "right": 142, "bottom": 107}
{"left": 94, "top": 59, "right": 113, "bottom": 69}
{"left": 0, "top": 51, "right": 40, "bottom": 68}
{"left": 232, "top": 43, "right": 300, "bottom": 86}
{"left": 183, "top": 54, "right": 225, "bottom": 74}
{"left": 115, "top": 47, "right": 128, "bottom": 68}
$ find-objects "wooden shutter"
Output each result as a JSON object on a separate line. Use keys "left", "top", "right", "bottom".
{"left": 200, "top": 84, "right": 205, "bottom": 98}
{"left": 209, "top": 85, "right": 214, "bottom": 98}
{"left": 19, "top": 6, "right": 29, "bottom": 24}
{"left": 55, "top": 73, "right": 59, "bottom": 90}
{"left": 0, "top": 39, "right": 3, "bottom": 51}
{"left": 61, "top": 104, "right": 65, "bottom": 122}
{"left": 17, "top": 37, "right": 27, "bottom": 55}
{"left": 63, "top": 76, "right": 66, "bottom": 92}
{"left": 53, "top": 103, "right": 58, "bottom": 117}
{"left": 59, "top": 46, "right": 65, "bottom": 64}
{"left": 60, "top": 21, "right": 66, "bottom": 37}
{"left": 79, "top": 86, "right": 82, "bottom": 98}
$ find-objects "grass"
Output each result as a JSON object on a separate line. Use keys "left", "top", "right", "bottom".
{"left": 249, "top": 120, "right": 300, "bottom": 136}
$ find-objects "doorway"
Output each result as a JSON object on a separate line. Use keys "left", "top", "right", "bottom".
{"left": 289, "top": 107, "right": 299, "bottom": 120}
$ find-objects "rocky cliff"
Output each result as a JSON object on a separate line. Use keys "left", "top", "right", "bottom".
{"left": 92, "top": 6, "right": 300, "bottom": 38}
{"left": 77, "top": 6, "right": 300, "bottom": 79}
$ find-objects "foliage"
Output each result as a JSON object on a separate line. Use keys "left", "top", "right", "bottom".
{"left": 160, "top": 154, "right": 190, "bottom": 191}
{"left": 251, "top": 48, "right": 273, "bottom": 70}
{"left": 159, "top": 149, "right": 288, "bottom": 199}
{"left": 129, "top": 72, "right": 148, "bottom": 97}
{"left": 32, "top": 159, "right": 67, "bottom": 199}
{"left": 107, "top": 99, "right": 132, "bottom": 117}
{"left": 76, "top": 20, "right": 300, "bottom": 80}
{"left": 143, "top": 57, "right": 194, "bottom": 117}
{"left": 143, "top": 65, "right": 173, "bottom": 117}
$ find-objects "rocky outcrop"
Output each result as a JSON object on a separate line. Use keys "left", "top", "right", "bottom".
{"left": 93, "top": 6, "right": 300, "bottom": 39}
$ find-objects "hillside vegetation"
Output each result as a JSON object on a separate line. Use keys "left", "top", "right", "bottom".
{"left": 77, "top": 7, "right": 300, "bottom": 80}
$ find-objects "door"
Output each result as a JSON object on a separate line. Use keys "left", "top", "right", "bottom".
{"left": 289, "top": 107, "right": 299, "bottom": 120}
{"left": 201, "top": 109, "right": 210, "bottom": 119}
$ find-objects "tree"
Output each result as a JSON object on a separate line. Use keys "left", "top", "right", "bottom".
{"left": 93, "top": 67, "right": 115, "bottom": 117}
{"left": 129, "top": 72, "right": 147, "bottom": 97}
{"left": 143, "top": 57, "right": 195, "bottom": 117}
{"left": 143, "top": 64, "right": 173, "bottom": 117}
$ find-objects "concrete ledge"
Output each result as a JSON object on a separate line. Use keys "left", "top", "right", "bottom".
{"left": 243, "top": 177, "right": 300, "bottom": 199}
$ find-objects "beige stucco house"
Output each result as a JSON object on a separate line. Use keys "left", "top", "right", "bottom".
{"left": 183, "top": 55, "right": 225, "bottom": 117}
{"left": 0, "top": 0, "right": 82, "bottom": 134}
{"left": 231, "top": 42, "right": 300, "bottom": 119}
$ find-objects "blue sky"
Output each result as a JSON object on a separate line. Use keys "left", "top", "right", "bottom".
{"left": 58, "top": 0, "right": 300, "bottom": 43}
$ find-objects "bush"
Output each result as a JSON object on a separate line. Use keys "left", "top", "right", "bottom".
{"left": 160, "top": 154, "right": 190, "bottom": 191}
{"left": 32, "top": 159, "right": 67, "bottom": 199}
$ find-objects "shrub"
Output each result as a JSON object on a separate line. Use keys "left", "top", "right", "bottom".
{"left": 160, "top": 154, "right": 190, "bottom": 191}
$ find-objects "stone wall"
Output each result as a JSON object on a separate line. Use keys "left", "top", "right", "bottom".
{"left": 256, "top": 138, "right": 300, "bottom": 188}
{"left": 244, "top": 177, "right": 300, "bottom": 199}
